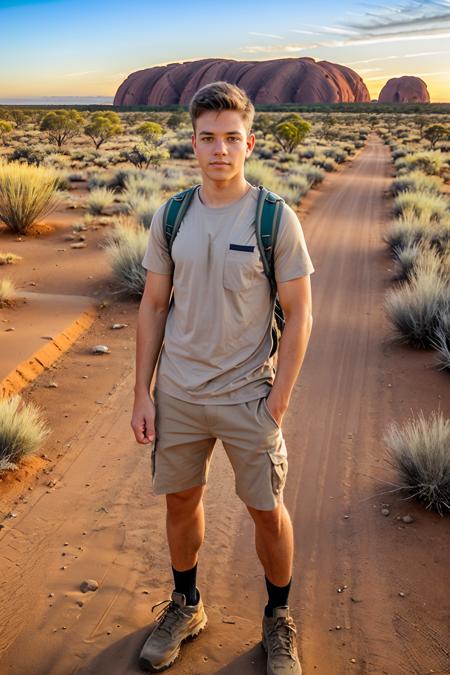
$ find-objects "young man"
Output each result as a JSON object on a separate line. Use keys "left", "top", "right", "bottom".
{"left": 131, "top": 81, "right": 314, "bottom": 674}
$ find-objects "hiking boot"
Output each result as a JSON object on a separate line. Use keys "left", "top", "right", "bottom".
{"left": 139, "top": 590, "right": 207, "bottom": 672}
{"left": 262, "top": 606, "right": 302, "bottom": 674}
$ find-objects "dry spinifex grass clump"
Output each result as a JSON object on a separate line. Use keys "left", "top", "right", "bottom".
{"left": 0, "top": 278, "right": 17, "bottom": 307}
{"left": 384, "top": 410, "right": 450, "bottom": 516}
{"left": 0, "top": 162, "right": 62, "bottom": 234}
{"left": 0, "top": 395, "right": 50, "bottom": 473}
{"left": 103, "top": 217, "right": 148, "bottom": 298}
{"left": 385, "top": 247, "right": 450, "bottom": 348}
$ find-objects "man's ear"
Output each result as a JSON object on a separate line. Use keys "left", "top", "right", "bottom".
{"left": 246, "top": 132, "right": 256, "bottom": 157}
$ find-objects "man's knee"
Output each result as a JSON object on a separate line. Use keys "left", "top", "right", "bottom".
{"left": 166, "top": 485, "right": 204, "bottom": 517}
{"left": 246, "top": 502, "right": 289, "bottom": 535}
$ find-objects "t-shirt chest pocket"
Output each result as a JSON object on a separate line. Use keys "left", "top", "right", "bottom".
{"left": 223, "top": 246, "right": 261, "bottom": 292}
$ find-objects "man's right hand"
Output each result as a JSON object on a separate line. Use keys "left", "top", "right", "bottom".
{"left": 131, "top": 394, "right": 155, "bottom": 445}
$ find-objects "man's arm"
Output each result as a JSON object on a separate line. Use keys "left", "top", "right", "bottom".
{"left": 131, "top": 270, "right": 172, "bottom": 444}
{"left": 266, "top": 275, "right": 313, "bottom": 426}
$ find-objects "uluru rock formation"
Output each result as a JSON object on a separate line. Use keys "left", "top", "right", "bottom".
{"left": 378, "top": 76, "right": 430, "bottom": 103}
{"left": 114, "top": 57, "right": 370, "bottom": 106}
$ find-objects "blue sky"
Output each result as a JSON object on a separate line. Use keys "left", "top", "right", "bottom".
{"left": 0, "top": 0, "right": 449, "bottom": 101}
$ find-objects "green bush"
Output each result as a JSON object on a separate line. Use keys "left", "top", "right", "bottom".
{"left": 0, "top": 162, "right": 61, "bottom": 233}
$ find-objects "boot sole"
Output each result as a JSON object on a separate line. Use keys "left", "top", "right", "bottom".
{"left": 139, "top": 614, "right": 208, "bottom": 673}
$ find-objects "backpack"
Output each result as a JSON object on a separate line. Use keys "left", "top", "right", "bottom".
{"left": 162, "top": 184, "right": 285, "bottom": 358}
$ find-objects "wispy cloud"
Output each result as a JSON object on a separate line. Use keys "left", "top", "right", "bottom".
{"left": 246, "top": 1, "right": 450, "bottom": 54}
{"left": 364, "top": 70, "right": 450, "bottom": 81}
{"left": 249, "top": 31, "right": 283, "bottom": 39}
{"left": 347, "top": 50, "right": 450, "bottom": 65}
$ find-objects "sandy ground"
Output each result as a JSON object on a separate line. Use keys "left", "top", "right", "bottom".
{"left": 0, "top": 137, "right": 449, "bottom": 675}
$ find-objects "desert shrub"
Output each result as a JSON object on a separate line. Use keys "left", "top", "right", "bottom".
{"left": 285, "top": 173, "right": 309, "bottom": 194}
{"left": 87, "top": 172, "right": 111, "bottom": 190}
{"left": 431, "top": 310, "right": 450, "bottom": 371}
{"left": 125, "top": 192, "right": 162, "bottom": 228}
{"left": 323, "top": 147, "right": 347, "bottom": 163}
{"left": 107, "top": 169, "right": 138, "bottom": 192}
{"left": 0, "top": 395, "right": 50, "bottom": 472}
{"left": 159, "top": 167, "right": 191, "bottom": 192}
{"left": 385, "top": 251, "right": 450, "bottom": 348}
{"left": 395, "top": 151, "right": 445, "bottom": 176}
{"left": 383, "top": 410, "right": 450, "bottom": 515}
{"left": 0, "top": 278, "right": 17, "bottom": 306}
{"left": 290, "top": 164, "right": 324, "bottom": 186}
{"left": 124, "top": 172, "right": 164, "bottom": 198}
{"left": 384, "top": 214, "right": 431, "bottom": 254}
{"left": 0, "top": 162, "right": 61, "bottom": 234}
{"left": 298, "top": 145, "right": 316, "bottom": 159}
{"left": 0, "top": 252, "right": 22, "bottom": 265}
{"left": 391, "top": 171, "right": 443, "bottom": 196}
{"left": 313, "top": 156, "right": 337, "bottom": 172}
{"left": 67, "top": 172, "right": 86, "bottom": 183}
{"left": 394, "top": 191, "right": 448, "bottom": 221}
{"left": 86, "top": 187, "right": 115, "bottom": 215}
{"left": 245, "top": 159, "right": 279, "bottom": 189}
{"left": 103, "top": 219, "right": 148, "bottom": 297}
{"left": 9, "top": 146, "right": 45, "bottom": 166}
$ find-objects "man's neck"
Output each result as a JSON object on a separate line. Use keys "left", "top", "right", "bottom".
{"left": 198, "top": 176, "right": 251, "bottom": 208}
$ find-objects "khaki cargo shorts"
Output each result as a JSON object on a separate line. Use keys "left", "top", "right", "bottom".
{"left": 151, "top": 387, "right": 288, "bottom": 510}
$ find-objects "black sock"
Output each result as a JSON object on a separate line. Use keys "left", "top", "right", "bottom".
{"left": 172, "top": 563, "right": 199, "bottom": 605}
{"left": 264, "top": 576, "right": 292, "bottom": 617}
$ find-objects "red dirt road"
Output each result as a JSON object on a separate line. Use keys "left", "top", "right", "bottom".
{"left": 0, "top": 137, "right": 449, "bottom": 675}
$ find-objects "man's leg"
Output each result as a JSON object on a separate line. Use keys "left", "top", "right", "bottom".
{"left": 139, "top": 485, "right": 208, "bottom": 672}
{"left": 166, "top": 485, "right": 205, "bottom": 606}
{"left": 246, "top": 501, "right": 293, "bottom": 588}
{"left": 166, "top": 484, "right": 205, "bottom": 571}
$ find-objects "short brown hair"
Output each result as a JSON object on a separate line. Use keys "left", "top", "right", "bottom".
{"left": 189, "top": 81, "right": 255, "bottom": 135}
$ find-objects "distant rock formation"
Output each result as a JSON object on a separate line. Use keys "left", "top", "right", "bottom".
{"left": 114, "top": 57, "right": 370, "bottom": 106}
{"left": 378, "top": 76, "right": 430, "bottom": 103}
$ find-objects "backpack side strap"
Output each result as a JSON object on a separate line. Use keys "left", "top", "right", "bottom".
{"left": 255, "top": 185, "right": 285, "bottom": 297}
{"left": 163, "top": 184, "right": 201, "bottom": 254}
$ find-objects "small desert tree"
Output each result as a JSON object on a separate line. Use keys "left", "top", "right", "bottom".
{"left": 124, "top": 122, "right": 169, "bottom": 169}
{"left": 424, "top": 124, "right": 448, "bottom": 150}
{"left": 321, "top": 115, "right": 337, "bottom": 140}
{"left": 0, "top": 120, "right": 13, "bottom": 145}
{"left": 40, "top": 109, "right": 84, "bottom": 148}
{"left": 137, "top": 121, "right": 165, "bottom": 144}
{"left": 272, "top": 114, "right": 311, "bottom": 153}
{"left": 84, "top": 111, "right": 123, "bottom": 149}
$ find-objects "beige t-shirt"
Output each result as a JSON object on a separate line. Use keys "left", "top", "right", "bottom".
{"left": 141, "top": 184, "right": 315, "bottom": 404}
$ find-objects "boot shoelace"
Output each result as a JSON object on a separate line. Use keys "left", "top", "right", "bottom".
{"left": 151, "top": 599, "right": 191, "bottom": 637}
{"left": 268, "top": 616, "right": 297, "bottom": 659}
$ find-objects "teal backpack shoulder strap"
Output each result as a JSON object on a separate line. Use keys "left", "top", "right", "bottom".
{"left": 163, "top": 183, "right": 201, "bottom": 254}
{"left": 255, "top": 185, "right": 285, "bottom": 296}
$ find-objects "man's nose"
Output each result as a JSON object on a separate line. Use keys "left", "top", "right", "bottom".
{"left": 213, "top": 139, "right": 227, "bottom": 154}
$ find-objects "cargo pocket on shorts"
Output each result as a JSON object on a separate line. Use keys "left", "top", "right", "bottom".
{"left": 150, "top": 442, "right": 156, "bottom": 480}
{"left": 267, "top": 442, "right": 288, "bottom": 496}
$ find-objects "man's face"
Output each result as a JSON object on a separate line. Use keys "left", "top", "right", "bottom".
{"left": 191, "top": 110, "right": 255, "bottom": 183}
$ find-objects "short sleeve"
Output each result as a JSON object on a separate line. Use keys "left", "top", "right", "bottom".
{"left": 274, "top": 204, "right": 315, "bottom": 283}
{"left": 141, "top": 201, "right": 174, "bottom": 275}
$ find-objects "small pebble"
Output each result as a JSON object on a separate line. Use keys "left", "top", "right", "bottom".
{"left": 402, "top": 514, "right": 414, "bottom": 524}
{"left": 92, "top": 345, "right": 109, "bottom": 354}
{"left": 381, "top": 508, "right": 390, "bottom": 516}
{"left": 80, "top": 579, "right": 99, "bottom": 593}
